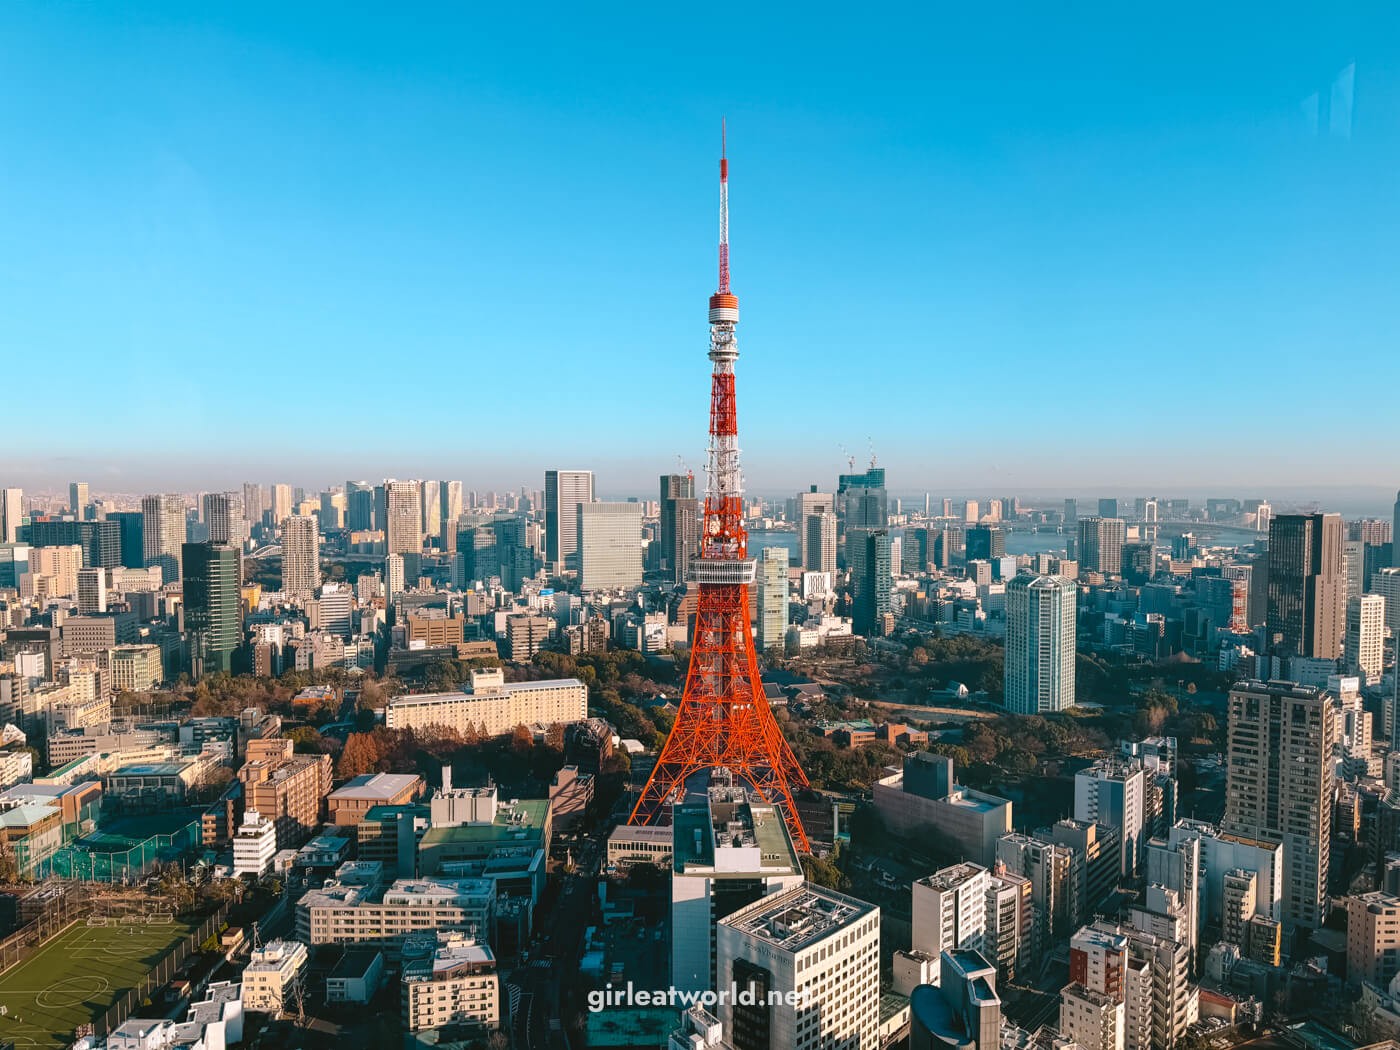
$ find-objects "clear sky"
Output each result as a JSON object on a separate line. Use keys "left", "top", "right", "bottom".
{"left": 3, "top": 3, "right": 1399, "bottom": 498}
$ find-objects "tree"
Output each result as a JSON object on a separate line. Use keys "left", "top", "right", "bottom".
{"left": 801, "top": 855, "right": 851, "bottom": 891}
{"left": 337, "top": 733, "right": 381, "bottom": 778}
{"left": 511, "top": 724, "right": 534, "bottom": 755}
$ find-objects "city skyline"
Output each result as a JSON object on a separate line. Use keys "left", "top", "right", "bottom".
{"left": 4, "top": 6, "right": 1399, "bottom": 489}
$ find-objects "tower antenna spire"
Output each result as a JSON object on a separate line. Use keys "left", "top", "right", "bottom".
{"left": 718, "top": 119, "right": 729, "bottom": 295}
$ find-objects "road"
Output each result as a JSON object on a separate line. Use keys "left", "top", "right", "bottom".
{"left": 510, "top": 872, "right": 594, "bottom": 1049}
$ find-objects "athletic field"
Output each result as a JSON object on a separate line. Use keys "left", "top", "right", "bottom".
{"left": 0, "top": 913, "right": 203, "bottom": 1049}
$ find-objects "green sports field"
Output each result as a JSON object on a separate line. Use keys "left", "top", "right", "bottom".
{"left": 0, "top": 914, "right": 204, "bottom": 1049}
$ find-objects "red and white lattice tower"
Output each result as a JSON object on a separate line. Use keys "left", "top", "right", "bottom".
{"left": 629, "top": 126, "right": 811, "bottom": 851}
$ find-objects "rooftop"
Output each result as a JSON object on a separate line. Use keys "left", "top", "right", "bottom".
{"left": 720, "top": 884, "right": 876, "bottom": 953}
{"left": 917, "top": 862, "right": 987, "bottom": 892}
{"left": 330, "top": 949, "right": 382, "bottom": 980}
{"left": 330, "top": 772, "right": 422, "bottom": 801}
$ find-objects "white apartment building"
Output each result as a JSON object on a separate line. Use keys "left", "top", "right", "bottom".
{"left": 1075, "top": 759, "right": 1146, "bottom": 877}
{"left": 716, "top": 884, "right": 880, "bottom": 1050}
{"left": 297, "top": 865, "right": 494, "bottom": 953}
{"left": 1345, "top": 593, "right": 1385, "bottom": 685}
{"left": 911, "top": 862, "right": 990, "bottom": 971}
{"left": 233, "top": 810, "right": 278, "bottom": 878}
{"left": 385, "top": 669, "right": 586, "bottom": 739}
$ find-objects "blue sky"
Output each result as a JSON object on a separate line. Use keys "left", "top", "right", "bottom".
{"left": 3, "top": 3, "right": 1399, "bottom": 498}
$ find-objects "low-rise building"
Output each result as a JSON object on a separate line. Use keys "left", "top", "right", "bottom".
{"left": 297, "top": 864, "right": 494, "bottom": 955}
{"left": 327, "top": 772, "right": 424, "bottom": 826}
{"left": 326, "top": 949, "right": 385, "bottom": 1005}
{"left": 873, "top": 753, "right": 1012, "bottom": 866}
{"left": 242, "top": 940, "right": 308, "bottom": 1013}
{"left": 606, "top": 824, "right": 673, "bottom": 868}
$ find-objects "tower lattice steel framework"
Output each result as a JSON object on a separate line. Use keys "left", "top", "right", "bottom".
{"left": 628, "top": 126, "right": 811, "bottom": 851}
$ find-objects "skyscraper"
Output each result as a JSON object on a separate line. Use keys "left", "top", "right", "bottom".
{"left": 345, "top": 481, "right": 374, "bottom": 531}
{"left": 965, "top": 526, "right": 1006, "bottom": 563}
{"left": 419, "top": 480, "right": 441, "bottom": 540}
{"left": 577, "top": 502, "right": 643, "bottom": 591}
{"left": 660, "top": 473, "right": 699, "bottom": 585}
{"left": 848, "top": 528, "right": 892, "bottom": 637}
{"left": 805, "top": 511, "right": 837, "bottom": 575}
{"left": 184, "top": 542, "right": 242, "bottom": 677}
{"left": 108, "top": 511, "right": 145, "bottom": 569}
{"left": 544, "top": 470, "right": 594, "bottom": 573}
{"left": 242, "top": 482, "right": 266, "bottom": 531}
{"left": 794, "top": 487, "right": 833, "bottom": 567}
{"left": 1098, "top": 498, "right": 1118, "bottom": 519}
{"left": 1222, "top": 680, "right": 1336, "bottom": 929}
{"left": 1265, "top": 512, "right": 1345, "bottom": 660}
{"left": 1004, "top": 574, "right": 1077, "bottom": 714}
{"left": 1077, "top": 517, "right": 1125, "bottom": 578}
{"left": 1345, "top": 594, "right": 1385, "bottom": 685}
{"left": 202, "top": 491, "right": 244, "bottom": 546}
{"left": 141, "top": 493, "right": 186, "bottom": 582}
{"left": 1393, "top": 489, "right": 1400, "bottom": 568}
{"left": 280, "top": 515, "right": 321, "bottom": 600}
{"left": 270, "top": 484, "right": 293, "bottom": 523}
{"left": 69, "top": 482, "right": 89, "bottom": 518}
{"left": 383, "top": 480, "right": 423, "bottom": 557}
{"left": 385, "top": 553, "right": 406, "bottom": 600}
{"left": 837, "top": 466, "right": 888, "bottom": 530}
{"left": 1063, "top": 498, "right": 1078, "bottom": 526}
{"left": 440, "top": 481, "right": 463, "bottom": 539}
{"left": 0, "top": 488, "right": 22, "bottom": 543}
{"left": 756, "top": 547, "right": 789, "bottom": 652}
{"left": 1374, "top": 569, "right": 1400, "bottom": 633}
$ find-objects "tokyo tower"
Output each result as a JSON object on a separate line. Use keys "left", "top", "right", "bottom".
{"left": 628, "top": 127, "right": 811, "bottom": 852}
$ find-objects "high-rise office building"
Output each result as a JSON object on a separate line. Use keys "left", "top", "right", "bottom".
{"left": 280, "top": 515, "right": 320, "bottom": 600}
{"left": 965, "top": 526, "right": 1006, "bottom": 563}
{"left": 544, "top": 470, "right": 594, "bottom": 573}
{"left": 1265, "top": 513, "right": 1345, "bottom": 661}
{"left": 1004, "top": 574, "right": 1077, "bottom": 715}
{"left": 440, "top": 481, "right": 463, "bottom": 539}
{"left": 756, "top": 547, "right": 789, "bottom": 652}
{"left": 141, "top": 493, "right": 186, "bottom": 583}
{"left": 1077, "top": 518, "right": 1126, "bottom": 578}
{"left": 242, "top": 483, "right": 266, "bottom": 531}
{"left": 1222, "top": 680, "right": 1336, "bottom": 929}
{"left": 345, "top": 481, "right": 374, "bottom": 532}
{"left": 1097, "top": 498, "right": 1118, "bottom": 519}
{"left": 805, "top": 511, "right": 837, "bottom": 575}
{"left": 184, "top": 542, "right": 242, "bottom": 677}
{"left": 1343, "top": 540, "right": 1365, "bottom": 602}
{"left": 1344, "top": 594, "right": 1385, "bottom": 685}
{"left": 1394, "top": 489, "right": 1400, "bottom": 568}
{"left": 0, "top": 488, "right": 23, "bottom": 544}
{"left": 1373, "top": 568, "right": 1400, "bottom": 634}
{"left": 1063, "top": 498, "right": 1078, "bottom": 526}
{"left": 69, "top": 482, "right": 89, "bottom": 518}
{"left": 837, "top": 467, "right": 887, "bottom": 531}
{"left": 107, "top": 511, "right": 144, "bottom": 569}
{"left": 794, "top": 487, "right": 833, "bottom": 567}
{"left": 201, "top": 491, "right": 244, "bottom": 547}
{"left": 419, "top": 480, "right": 441, "bottom": 540}
{"left": 384, "top": 480, "right": 422, "bottom": 557}
{"left": 577, "top": 502, "right": 643, "bottom": 591}
{"left": 848, "top": 528, "right": 892, "bottom": 637}
{"left": 660, "top": 473, "right": 699, "bottom": 585}
{"left": 270, "top": 484, "right": 293, "bottom": 523}
{"left": 76, "top": 567, "right": 107, "bottom": 614}
{"left": 670, "top": 788, "right": 804, "bottom": 996}
{"left": 716, "top": 885, "right": 880, "bottom": 1050}
{"left": 26, "top": 519, "right": 121, "bottom": 569}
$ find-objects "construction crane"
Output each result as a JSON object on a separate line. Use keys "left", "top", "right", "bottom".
{"left": 868, "top": 437, "right": 878, "bottom": 469}
{"left": 839, "top": 444, "right": 855, "bottom": 471}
